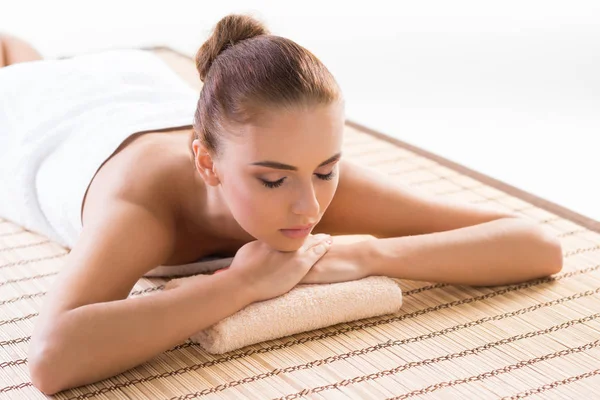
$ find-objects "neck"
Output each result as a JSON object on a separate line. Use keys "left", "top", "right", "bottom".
{"left": 186, "top": 170, "right": 254, "bottom": 242}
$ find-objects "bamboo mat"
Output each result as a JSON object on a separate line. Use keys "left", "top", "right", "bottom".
{"left": 1, "top": 47, "right": 600, "bottom": 399}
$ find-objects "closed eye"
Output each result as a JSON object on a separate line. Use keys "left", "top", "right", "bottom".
{"left": 260, "top": 171, "right": 337, "bottom": 189}
{"left": 315, "top": 171, "right": 335, "bottom": 181}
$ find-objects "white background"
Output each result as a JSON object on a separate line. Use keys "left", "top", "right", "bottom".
{"left": 2, "top": 0, "right": 599, "bottom": 221}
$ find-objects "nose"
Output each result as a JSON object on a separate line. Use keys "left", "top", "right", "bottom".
{"left": 291, "top": 183, "right": 320, "bottom": 219}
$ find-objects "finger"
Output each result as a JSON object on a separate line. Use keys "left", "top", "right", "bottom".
{"left": 297, "top": 240, "right": 332, "bottom": 268}
{"left": 300, "top": 234, "right": 331, "bottom": 251}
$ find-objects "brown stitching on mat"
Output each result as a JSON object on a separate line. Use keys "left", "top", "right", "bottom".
{"left": 541, "top": 216, "right": 561, "bottom": 224}
{"left": 0, "top": 382, "right": 32, "bottom": 393}
{"left": 0, "top": 282, "right": 600, "bottom": 352}
{"left": 6, "top": 282, "right": 597, "bottom": 357}
{"left": 557, "top": 229, "right": 589, "bottom": 238}
{"left": 0, "top": 292, "right": 45, "bottom": 306}
{"left": 55, "top": 264, "right": 600, "bottom": 400}
{"left": 345, "top": 120, "right": 600, "bottom": 234}
{"left": 501, "top": 368, "right": 600, "bottom": 399}
{"left": 0, "top": 271, "right": 58, "bottom": 287}
{"left": 0, "top": 253, "right": 67, "bottom": 269}
{"left": 128, "top": 298, "right": 600, "bottom": 399}
{"left": 0, "top": 358, "right": 27, "bottom": 368}
{"left": 277, "top": 317, "right": 600, "bottom": 400}
{"left": 564, "top": 244, "right": 600, "bottom": 257}
{"left": 403, "top": 283, "right": 448, "bottom": 296}
{"left": 0, "top": 313, "right": 37, "bottom": 327}
{"left": 387, "top": 340, "right": 600, "bottom": 400}
{"left": 176, "top": 282, "right": 600, "bottom": 358}
{"left": 0, "top": 252, "right": 68, "bottom": 269}
{"left": 0, "top": 239, "right": 51, "bottom": 252}
{"left": 0, "top": 336, "right": 30, "bottom": 347}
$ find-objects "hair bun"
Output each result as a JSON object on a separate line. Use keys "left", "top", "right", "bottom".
{"left": 195, "top": 13, "right": 270, "bottom": 82}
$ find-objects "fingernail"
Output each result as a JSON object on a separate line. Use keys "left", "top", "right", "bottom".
{"left": 326, "top": 239, "right": 333, "bottom": 244}
{"left": 314, "top": 244, "right": 326, "bottom": 254}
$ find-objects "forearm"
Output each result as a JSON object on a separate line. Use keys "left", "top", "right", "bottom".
{"left": 366, "top": 218, "right": 563, "bottom": 286}
{"left": 32, "top": 273, "right": 252, "bottom": 394}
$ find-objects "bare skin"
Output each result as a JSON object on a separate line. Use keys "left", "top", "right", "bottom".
{"left": 6, "top": 36, "right": 561, "bottom": 395}
{"left": 0, "top": 33, "right": 43, "bottom": 67}
{"left": 81, "top": 126, "right": 256, "bottom": 263}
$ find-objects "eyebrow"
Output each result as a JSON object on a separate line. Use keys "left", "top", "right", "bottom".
{"left": 250, "top": 152, "right": 342, "bottom": 171}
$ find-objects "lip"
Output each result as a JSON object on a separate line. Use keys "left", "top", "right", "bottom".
{"left": 286, "top": 224, "right": 315, "bottom": 230}
{"left": 279, "top": 225, "right": 314, "bottom": 239}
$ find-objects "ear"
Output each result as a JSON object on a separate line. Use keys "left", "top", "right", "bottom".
{"left": 192, "top": 139, "right": 220, "bottom": 186}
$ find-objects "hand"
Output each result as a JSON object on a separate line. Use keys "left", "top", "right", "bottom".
{"left": 299, "top": 240, "right": 371, "bottom": 285}
{"left": 225, "top": 234, "right": 333, "bottom": 303}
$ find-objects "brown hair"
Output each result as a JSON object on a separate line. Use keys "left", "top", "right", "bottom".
{"left": 190, "top": 13, "right": 343, "bottom": 159}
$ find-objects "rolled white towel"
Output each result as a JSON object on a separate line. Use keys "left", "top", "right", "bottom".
{"left": 181, "top": 275, "right": 403, "bottom": 354}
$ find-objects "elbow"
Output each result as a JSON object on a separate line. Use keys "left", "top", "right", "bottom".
{"left": 543, "top": 232, "right": 564, "bottom": 275}
{"left": 28, "top": 336, "right": 67, "bottom": 395}
{"left": 522, "top": 219, "right": 564, "bottom": 277}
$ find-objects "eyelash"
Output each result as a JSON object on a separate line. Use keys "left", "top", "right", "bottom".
{"left": 260, "top": 171, "right": 336, "bottom": 189}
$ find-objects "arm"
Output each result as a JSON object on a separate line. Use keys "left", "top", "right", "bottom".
{"left": 364, "top": 217, "right": 563, "bottom": 286}
{"left": 28, "top": 200, "right": 254, "bottom": 395}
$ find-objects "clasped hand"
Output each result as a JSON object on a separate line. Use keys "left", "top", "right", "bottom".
{"left": 164, "top": 236, "right": 373, "bottom": 302}
{"left": 298, "top": 239, "right": 371, "bottom": 284}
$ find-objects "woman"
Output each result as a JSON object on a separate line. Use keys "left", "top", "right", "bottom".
{"left": 0, "top": 15, "right": 562, "bottom": 395}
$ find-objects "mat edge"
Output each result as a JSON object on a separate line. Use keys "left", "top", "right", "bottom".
{"left": 346, "top": 119, "right": 600, "bottom": 234}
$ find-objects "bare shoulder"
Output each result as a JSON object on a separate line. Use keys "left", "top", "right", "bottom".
{"left": 81, "top": 131, "right": 190, "bottom": 227}
{"left": 316, "top": 158, "right": 518, "bottom": 238}
{"left": 77, "top": 129, "right": 207, "bottom": 269}
{"left": 38, "top": 133, "right": 198, "bottom": 319}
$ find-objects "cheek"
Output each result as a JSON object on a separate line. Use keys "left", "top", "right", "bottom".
{"left": 319, "top": 177, "right": 339, "bottom": 210}
{"left": 225, "top": 176, "right": 282, "bottom": 228}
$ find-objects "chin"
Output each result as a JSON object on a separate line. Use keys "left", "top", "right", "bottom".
{"left": 261, "top": 233, "right": 307, "bottom": 253}
{"left": 267, "top": 239, "right": 303, "bottom": 253}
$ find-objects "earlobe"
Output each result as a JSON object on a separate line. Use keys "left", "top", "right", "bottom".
{"left": 192, "top": 139, "right": 220, "bottom": 186}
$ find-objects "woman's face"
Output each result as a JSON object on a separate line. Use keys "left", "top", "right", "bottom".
{"left": 217, "top": 102, "right": 345, "bottom": 252}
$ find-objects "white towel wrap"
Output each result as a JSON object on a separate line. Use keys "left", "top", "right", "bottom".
{"left": 0, "top": 49, "right": 198, "bottom": 251}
